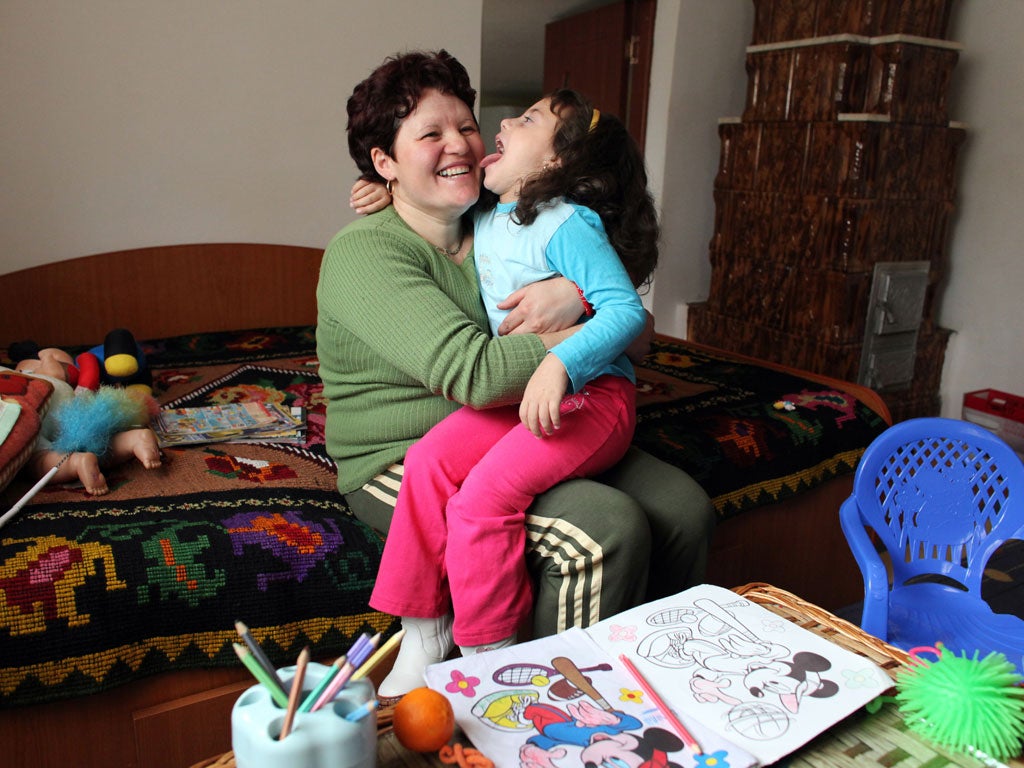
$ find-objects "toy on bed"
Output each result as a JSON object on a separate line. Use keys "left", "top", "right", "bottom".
{"left": 9, "top": 327, "right": 152, "bottom": 395}
{"left": 0, "top": 332, "right": 161, "bottom": 528}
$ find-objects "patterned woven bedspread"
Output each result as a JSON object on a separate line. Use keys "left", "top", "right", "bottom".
{"left": 0, "top": 326, "right": 886, "bottom": 708}
{"left": 635, "top": 336, "right": 888, "bottom": 519}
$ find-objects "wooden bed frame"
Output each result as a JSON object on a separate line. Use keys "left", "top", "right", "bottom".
{"left": 0, "top": 243, "right": 323, "bottom": 347}
{"left": 0, "top": 244, "right": 886, "bottom": 768}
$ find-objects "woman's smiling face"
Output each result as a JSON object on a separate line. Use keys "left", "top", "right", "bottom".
{"left": 373, "top": 88, "right": 484, "bottom": 220}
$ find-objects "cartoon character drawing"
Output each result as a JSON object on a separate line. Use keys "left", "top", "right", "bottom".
{"left": 463, "top": 654, "right": 654, "bottom": 768}
{"left": 743, "top": 651, "right": 840, "bottom": 713}
{"left": 474, "top": 690, "right": 541, "bottom": 732}
{"left": 491, "top": 660, "right": 613, "bottom": 702}
{"left": 520, "top": 699, "right": 642, "bottom": 752}
{"left": 633, "top": 596, "right": 840, "bottom": 736}
{"left": 517, "top": 655, "right": 644, "bottom": 764}
{"left": 689, "top": 672, "right": 742, "bottom": 706}
{"left": 579, "top": 727, "right": 687, "bottom": 768}
{"left": 428, "top": 586, "right": 890, "bottom": 768}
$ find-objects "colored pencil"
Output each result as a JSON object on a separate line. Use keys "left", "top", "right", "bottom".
{"left": 619, "top": 654, "right": 702, "bottom": 755}
{"left": 235, "top": 620, "right": 285, "bottom": 691}
{"left": 233, "top": 642, "right": 289, "bottom": 708}
{"left": 351, "top": 629, "right": 405, "bottom": 681}
{"left": 311, "top": 632, "right": 381, "bottom": 712}
{"left": 298, "top": 653, "right": 345, "bottom": 713}
{"left": 299, "top": 632, "right": 372, "bottom": 713}
{"left": 279, "top": 646, "right": 309, "bottom": 740}
{"left": 344, "top": 698, "right": 379, "bottom": 722}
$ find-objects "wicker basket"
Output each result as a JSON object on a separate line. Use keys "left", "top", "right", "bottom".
{"left": 193, "top": 583, "right": 1022, "bottom": 768}
{"left": 732, "top": 582, "right": 911, "bottom": 677}
{"left": 734, "top": 583, "right": 1023, "bottom": 767}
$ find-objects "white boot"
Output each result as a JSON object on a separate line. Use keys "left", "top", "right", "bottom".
{"left": 378, "top": 615, "right": 454, "bottom": 697}
{"left": 459, "top": 633, "right": 516, "bottom": 656}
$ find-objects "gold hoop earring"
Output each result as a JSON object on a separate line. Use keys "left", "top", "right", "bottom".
{"left": 385, "top": 179, "right": 394, "bottom": 195}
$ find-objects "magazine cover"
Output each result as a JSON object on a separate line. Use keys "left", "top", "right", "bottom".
{"left": 153, "top": 401, "right": 304, "bottom": 446}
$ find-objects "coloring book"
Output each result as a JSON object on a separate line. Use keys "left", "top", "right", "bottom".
{"left": 424, "top": 584, "right": 892, "bottom": 767}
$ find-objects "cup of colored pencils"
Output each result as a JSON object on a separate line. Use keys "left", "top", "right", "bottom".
{"left": 230, "top": 624, "right": 391, "bottom": 768}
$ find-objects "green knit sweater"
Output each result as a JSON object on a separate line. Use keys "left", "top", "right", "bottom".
{"left": 316, "top": 206, "right": 546, "bottom": 494}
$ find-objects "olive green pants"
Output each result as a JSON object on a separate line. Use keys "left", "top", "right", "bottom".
{"left": 345, "top": 446, "right": 715, "bottom": 638}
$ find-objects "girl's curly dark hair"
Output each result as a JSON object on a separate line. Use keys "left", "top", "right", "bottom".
{"left": 346, "top": 49, "right": 477, "bottom": 183}
{"left": 490, "top": 89, "right": 659, "bottom": 289}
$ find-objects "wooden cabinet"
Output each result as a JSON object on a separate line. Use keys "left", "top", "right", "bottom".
{"left": 543, "top": 0, "right": 655, "bottom": 151}
{"left": 688, "top": 0, "right": 963, "bottom": 421}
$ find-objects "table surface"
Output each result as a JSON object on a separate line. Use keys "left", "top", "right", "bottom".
{"left": 192, "top": 583, "right": 1023, "bottom": 768}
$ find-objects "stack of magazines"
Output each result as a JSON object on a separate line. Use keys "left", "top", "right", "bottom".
{"left": 153, "top": 402, "right": 306, "bottom": 447}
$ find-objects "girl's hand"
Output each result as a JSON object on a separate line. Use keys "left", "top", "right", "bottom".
{"left": 520, "top": 355, "right": 570, "bottom": 438}
{"left": 350, "top": 179, "right": 392, "bottom": 214}
{"left": 497, "top": 277, "right": 582, "bottom": 335}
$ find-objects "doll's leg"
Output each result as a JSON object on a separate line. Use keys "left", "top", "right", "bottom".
{"left": 25, "top": 429, "right": 159, "bottom": 496}
{"left": 28, "top": 450, "right": 109, "bottom": 494}
{"left": 106, "top": 428, "right": 162, "bottom": 470}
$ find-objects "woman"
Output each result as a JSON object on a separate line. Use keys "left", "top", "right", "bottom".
{"left": 316, "top": 50, "right": 714, "bottom": 687}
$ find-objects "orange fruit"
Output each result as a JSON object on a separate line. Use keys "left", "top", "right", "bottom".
{"left": 392, "top": 686, "right": 455, "bottom": 752}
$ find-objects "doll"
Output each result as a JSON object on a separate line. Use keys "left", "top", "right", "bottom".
{"left": 8, "top": 328, "right": 152, "bottom": 395}
{"left": 5, "top": 345, "right": 161, "bottom": 496}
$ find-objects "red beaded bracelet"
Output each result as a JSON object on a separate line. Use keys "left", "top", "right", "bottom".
{"left": 573, "top": 281, "right": 595, "bottom": 317}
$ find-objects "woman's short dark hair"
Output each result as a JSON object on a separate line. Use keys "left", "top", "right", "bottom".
{"left": 346, "top": 49, "right": 477, "bottom": 182}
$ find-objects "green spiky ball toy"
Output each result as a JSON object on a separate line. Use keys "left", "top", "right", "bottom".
{"left": 894, "top": 644, "right": 1024, "bottom": 761}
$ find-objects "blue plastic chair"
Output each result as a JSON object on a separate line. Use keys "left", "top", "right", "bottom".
{"left": 840, "top": 417, "right": 1024, "bottom": 674}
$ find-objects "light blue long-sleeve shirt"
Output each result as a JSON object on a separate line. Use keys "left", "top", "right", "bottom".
{"left": 474, "top": 200, "right": 647, "bottom": 392}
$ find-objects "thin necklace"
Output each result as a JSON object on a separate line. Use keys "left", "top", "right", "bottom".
{"left": 434, "top": 230, "right": 464, "bottom": 258}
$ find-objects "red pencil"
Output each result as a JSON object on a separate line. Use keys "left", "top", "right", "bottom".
{"left": 619, "top": 654, "right": 703, "bottom": 755}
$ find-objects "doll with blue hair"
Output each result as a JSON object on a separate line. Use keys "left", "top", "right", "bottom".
{"left": 4, "top": 332, "right": 161, "bottom": 497}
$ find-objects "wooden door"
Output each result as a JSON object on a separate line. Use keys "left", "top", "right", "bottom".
{"left": 543, "top": 0, "right": 656, "bottom": 151}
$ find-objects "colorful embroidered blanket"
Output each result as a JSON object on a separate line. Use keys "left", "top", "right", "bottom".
{"left": 0, "top": 327, "right": 396, "bottom": 708}
{"left": 0, "top": 326, "right": 886, "bottom": 708}
{"left": 634, "top": 337, "right": 888, "bottom": 519}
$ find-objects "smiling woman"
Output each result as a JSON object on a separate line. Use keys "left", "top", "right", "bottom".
{"left": 316, "top": 48, "right": 715, "bottom": 697}
{"left": 369, "top": 88, "right": 483, "bottom": 260}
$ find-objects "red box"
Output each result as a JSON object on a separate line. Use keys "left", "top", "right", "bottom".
{"left": 962, "top": 389, "right": 1024, "bottom": 456}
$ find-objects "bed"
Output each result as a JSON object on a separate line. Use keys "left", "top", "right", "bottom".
{"left": 0, "top": 243, "right": 890, "bottom": 768}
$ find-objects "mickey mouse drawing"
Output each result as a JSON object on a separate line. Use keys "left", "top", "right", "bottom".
{"left": 743, "top": 651, "right": 839, "bottom": 714}
{"left": 517, "top": 698, "right": 684, "bottom": 768}
{"left": 580, "top": 727, "right": 686, "bottom": 768}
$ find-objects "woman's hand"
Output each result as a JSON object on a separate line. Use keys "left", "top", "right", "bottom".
{"left": 625, "top": 310, "right": 655, "bottom": 364}
{"left": 520, "top": 355, "right": 570, "bottom": 438}
{"left": 350, "top": 179, "right": 392, "bottom": 215}
{"left": 497, "top": 277, "right": 583, "bottom": 335}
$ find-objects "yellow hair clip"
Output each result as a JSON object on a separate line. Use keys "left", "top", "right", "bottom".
{"left": 589, "top": 108, "right": 600, "bottom": 132}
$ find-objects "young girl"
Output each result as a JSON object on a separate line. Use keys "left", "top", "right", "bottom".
{"left": 364, "top": 90, "right": 660, "bottom": 697}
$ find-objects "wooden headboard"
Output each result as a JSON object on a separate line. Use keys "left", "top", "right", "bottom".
{"left": 0, "top": 243, "right": 323, "bottom": 348}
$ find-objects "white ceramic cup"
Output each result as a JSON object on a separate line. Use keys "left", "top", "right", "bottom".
{"left": 231, "top": 662, "right": 377, "bottom": 768}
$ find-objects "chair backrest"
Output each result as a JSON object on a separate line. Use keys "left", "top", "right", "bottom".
{"left": 851, "top": 417, "right": 1024, "bottom": 594}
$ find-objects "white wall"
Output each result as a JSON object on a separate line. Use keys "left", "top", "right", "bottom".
{"left": 939, "top": 4, "right": 1024, "bottom": 417}
{"left": 0, "top": 0, "right": 481, "bottom": 273}
{"left": 645, "top": 0, "right": 751, "bottom": 333}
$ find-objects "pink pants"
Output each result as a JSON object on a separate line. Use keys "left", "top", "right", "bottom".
{"left": 369, "top": 375, "right": 636, "bottom": 646}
